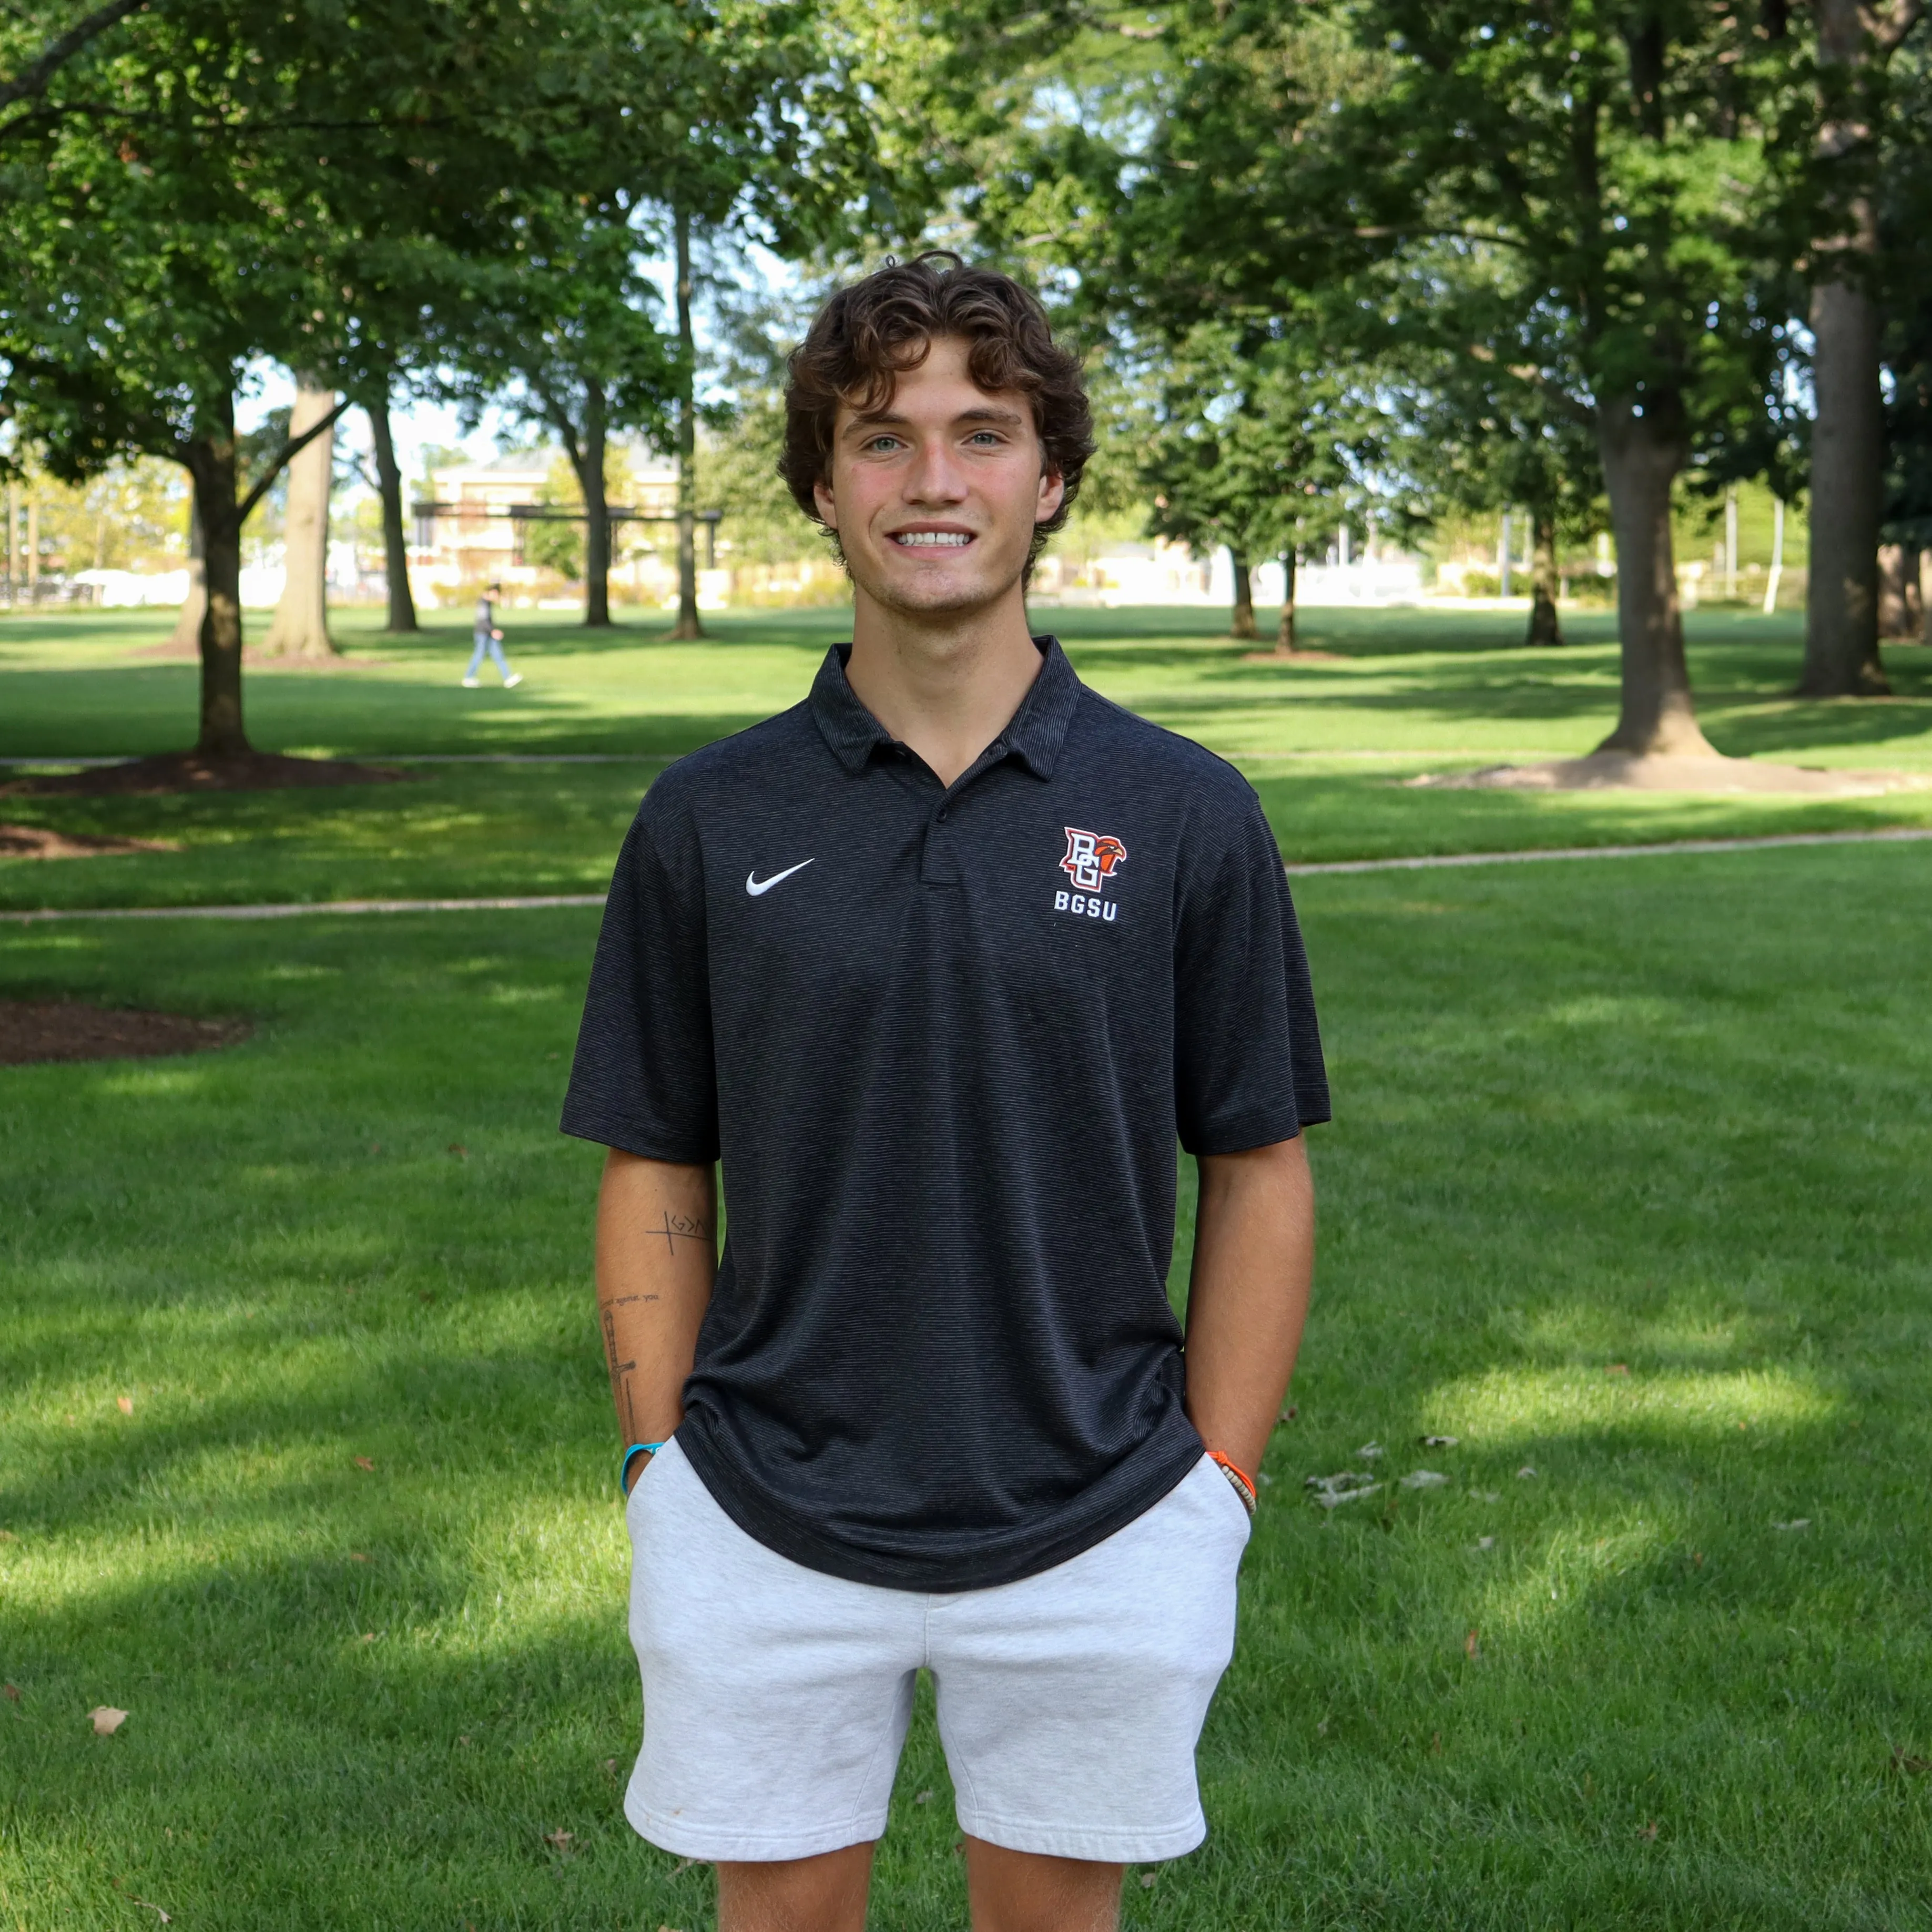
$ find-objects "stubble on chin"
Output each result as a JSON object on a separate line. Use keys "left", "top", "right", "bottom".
{"left": 846, "top": 540, "right": 1029, "bottom": 621}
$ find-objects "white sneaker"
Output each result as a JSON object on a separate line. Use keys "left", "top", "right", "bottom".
{"left": 461, "top": 676, "right": 480, "bottom": 688}
{"left": 503, "top": 672, "right": 523, "bottom": 689}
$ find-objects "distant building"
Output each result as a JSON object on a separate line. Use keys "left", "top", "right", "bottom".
{"left": 411, "top": 450, "right": 682, "bottom": 605}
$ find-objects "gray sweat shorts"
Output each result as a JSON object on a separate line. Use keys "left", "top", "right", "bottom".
{"left": 621, "top": 1437, "right": 1252, "bottom": 1864}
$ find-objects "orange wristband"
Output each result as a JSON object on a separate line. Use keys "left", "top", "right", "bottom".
{"left": 1208, "top": 1450, "right": 1257, "bottom": 1514}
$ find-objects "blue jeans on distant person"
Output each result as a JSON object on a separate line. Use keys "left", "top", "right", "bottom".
{"left": 466, "top": 632, "right": 512, "bottom": 681}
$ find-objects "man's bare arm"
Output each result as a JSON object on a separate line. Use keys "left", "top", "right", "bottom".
{"left": 1182, "top": 1136, "right": 1316, "bottom": 1482}
{"left": 595, "top": 1150, "right": 717, "bottom": 1488}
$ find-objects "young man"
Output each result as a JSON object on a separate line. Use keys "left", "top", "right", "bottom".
{"left": 463, "top": 581, "right": 521, "bottom": 687}
{"left": 562, "top": 254, "right": 1327, "bottom": 1932}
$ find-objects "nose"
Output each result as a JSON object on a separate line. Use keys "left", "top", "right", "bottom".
{"left": 903, "top": 434, "right": 968, "bottom": 506}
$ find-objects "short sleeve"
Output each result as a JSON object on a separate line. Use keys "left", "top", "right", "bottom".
{"left": 1172, "top": 782, "right": 1330, "bottom": 1155}
{"left": 560, "top": 789, "right": 720, "bottom": 1163}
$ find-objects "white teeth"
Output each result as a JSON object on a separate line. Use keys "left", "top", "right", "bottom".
{"left": 893, "top": 531, "right": 971, "bottom": 546}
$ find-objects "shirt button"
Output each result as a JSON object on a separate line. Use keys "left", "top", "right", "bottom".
{"left": 937, "top": 807, "right": 949, "bottom": 821}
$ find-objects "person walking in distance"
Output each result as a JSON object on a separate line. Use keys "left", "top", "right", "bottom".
{"left": 463, "top": 581, "right": 521, "bottom": 687}
{"left": 562, "top": 253, "right": 1327, "bottom": 1932}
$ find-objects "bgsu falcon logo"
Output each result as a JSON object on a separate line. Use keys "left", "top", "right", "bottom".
{"left": 1056, "top": 828, "right": 1127, "bottom": 922}
{"left": 1061, "top": 828, "right": 1127, "bottom": 892}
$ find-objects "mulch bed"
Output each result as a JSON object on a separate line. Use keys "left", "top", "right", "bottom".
{"left": 0, "top": 824, "right": 177, "bottom": 859}
{"left": 0, "top": 1002, "right": 252, "bottom": 1066}
{"left": 2, "top": 751, "right": 409, "bottom": 797}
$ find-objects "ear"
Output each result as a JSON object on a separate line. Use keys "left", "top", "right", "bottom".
{"left": 1035, "top": 465, "right": 1065, "bottom": 525}
{"left": 812, "top": 475, "right": 838, "bottom": 528}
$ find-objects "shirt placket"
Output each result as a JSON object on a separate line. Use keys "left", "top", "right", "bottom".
{"left": 918, "top": 738, "right": 1010, "bottom": 886}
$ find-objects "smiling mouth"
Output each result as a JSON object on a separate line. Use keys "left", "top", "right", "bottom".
{"left": 890, "top": 531, "right": 974, "bottom": 548}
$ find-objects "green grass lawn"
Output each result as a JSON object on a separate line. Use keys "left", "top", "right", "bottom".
{"left": 4, "top": 849, "right": 1930, "bottom": 1928}
{"left": 3, "top": 604, "right": 1931, "bottom": 912}
{"left": 4, "top": 604, "right": 1931, "bottom": 1926}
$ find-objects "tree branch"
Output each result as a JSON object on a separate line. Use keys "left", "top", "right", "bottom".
{"left": 0, "top": 0, "right": 152, "bottom": 113}
{"left": 1347, "top": 222, "right": 1532, "bottom": 252}
{"left": 236, "top": 398, "right": 350, "bottom": 523}
{"left": 531, "top": 378, "right": 584, "bottom": 474}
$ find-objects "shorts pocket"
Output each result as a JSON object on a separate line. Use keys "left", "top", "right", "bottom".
{"left": 624, "top": 1437, "right": 675, "bottom": 1530}
{"left": 1202, "top": 1455, "right": 1255, "bottom": 1544}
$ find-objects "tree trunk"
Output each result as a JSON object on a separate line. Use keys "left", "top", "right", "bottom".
{"left": 1876, "top": 544, "right": 1918, "bottom": 638}
{"left": 1594, "top": 394, "right": 1714, "bottom": 756}
{"left": 1229, "top": 553, "right": 1255, "bottom": 638}
{"left": 1527, "top": 506, "right": 1564, "bottom": 646}
{"left": 169, "top": 496, "right": 207, "bottom": 650}
{"left": 367, "top": 390, "right": 419, "bottom": 633}
{"left": 1802, "top": 276, "right": 1888, "bottom": 693}
{"left": 1274, "top": 548, "right": 1298, "bottom": 653}
{"left": 1801, "top": 0, "right": 1893, "bottom": 696}
{"left": 262, "top": 375, "right": 339, "bottom": 659}
{"left": 669, "top": 204, "right": 705, "bottom": 640}
{"left": 578, "top": 382, "right": 613, "bottom": 627}
{"left": 180, "top": 398, "right": 249, "bottom": 758}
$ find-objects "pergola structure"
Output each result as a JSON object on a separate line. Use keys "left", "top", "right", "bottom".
{"left": 411, "top": 500, "right": 725, "bottom": 567}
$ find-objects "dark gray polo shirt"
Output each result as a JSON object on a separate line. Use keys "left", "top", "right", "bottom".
{"left": 563, "top": 637, "right": 1328, "bottom": 1591}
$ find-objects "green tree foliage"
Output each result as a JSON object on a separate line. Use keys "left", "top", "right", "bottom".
{"left": 0, "top": 1, "right": 361, "bottom": 753}
{"left": 525, "top": 469, "right": 586, "bottom": 584}
{"left": 428, "top": 0, "right": 911, "bottom": 631}
{"left": 1316, "top": 1, "right": 1806, "bottom": 753}
{"left": 696, "top": 281, "right": 826, "bottom": 568}
{"left": 704, "top": 396, "right": 807, "bottom": 567}
{"left": 0, "top": 0, "right": 904, "bottom": 754}
{"left": 1137, "top": 321, "right": 1400, "bottom": 649}
{"left": 442, "top": 211, "right": 675, "bottom": 627}
{"left": 1382, "top": 243, "right": 1607, "bottom": 646}
{"left": 957, "top": 0, "right": 1809, "bottom": 756}
{"left": 0, "top": 0, "right": 650, "bottom": 753}
{"left": 0, "top": 0, "right": 150, "bottom": 127}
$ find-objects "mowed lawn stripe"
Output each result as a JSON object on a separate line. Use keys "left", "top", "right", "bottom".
{"left": 3, "top": 843, "right": 1929, "bottom": 1928}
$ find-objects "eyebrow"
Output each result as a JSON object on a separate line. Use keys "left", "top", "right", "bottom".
{"left": 842, "top": 404, "right": 1027, "bottom": 437}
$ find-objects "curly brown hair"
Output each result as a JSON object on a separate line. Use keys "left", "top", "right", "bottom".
{"left": 779, "top": 252, "right": 1095, "bottom": 577}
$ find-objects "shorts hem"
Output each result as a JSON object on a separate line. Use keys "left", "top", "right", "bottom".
{"left": 954, "top": 1806, "right": 1207, "bottom": 1863}
{"left": 625, "top": 1793, "right": 888, "bottom": 1863}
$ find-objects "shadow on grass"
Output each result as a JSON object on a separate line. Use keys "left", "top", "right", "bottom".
{"left": 1043, "top": 604, "right": 1634, "bottom": 658}
{"left": 1703, "top": 697, "right": 1932, "bottom": 758}
{"left": 5, "top": 848, "right": 1932, "bottom": 1929}
{"left": 0, "top": 662, "right": 779, "bottom": 759}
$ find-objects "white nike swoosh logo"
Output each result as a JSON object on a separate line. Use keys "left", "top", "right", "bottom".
{"left": 746, "top": 858, "right": 815, "bottom": 897}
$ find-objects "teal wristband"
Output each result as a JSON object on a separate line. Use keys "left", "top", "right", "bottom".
{"left": 621, "top": 1441, "right": 667, "bottom": 1491}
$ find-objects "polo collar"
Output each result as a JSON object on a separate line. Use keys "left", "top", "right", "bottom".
{"left": 810, "top": 636, "right": 1082, "bottom": 780}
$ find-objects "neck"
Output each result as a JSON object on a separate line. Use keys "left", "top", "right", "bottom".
{"left": 843, "top": 579, "right": 1043, "bottom": 787}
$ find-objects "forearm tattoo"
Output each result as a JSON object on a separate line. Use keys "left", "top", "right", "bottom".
{"left": 600, "top": 1304, "right": 644, "bottom": 1439}
{"left": 598, "top": 1206, "right": 710, "bottom": 1437}
{"left": 657, "top": 1209, "right": 711, "bottom": 1254}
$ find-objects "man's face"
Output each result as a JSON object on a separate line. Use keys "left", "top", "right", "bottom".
{"left": 813, "top": 333, "right": 1065, "bottom": 619}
